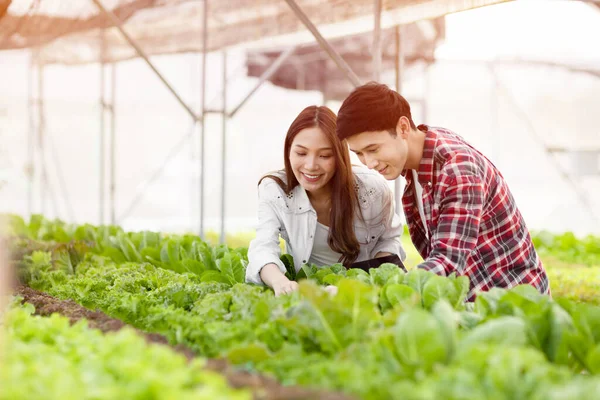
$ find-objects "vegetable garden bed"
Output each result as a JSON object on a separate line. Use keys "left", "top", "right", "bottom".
{"left": 11, "top": 284, "right": 353, "bottom": 400}
{"left": 2, "top": 214, "right": 600, "bottom": 400}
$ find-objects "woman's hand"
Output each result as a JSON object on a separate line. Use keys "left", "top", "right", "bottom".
{"left": 259, "top": 263, "right": 299, "bottom": 296}
{"left": 272, "top": 279, "right": 299, "bottom": 296}
{"left": 324, "top": 285, "right": 338, "bottom": 295}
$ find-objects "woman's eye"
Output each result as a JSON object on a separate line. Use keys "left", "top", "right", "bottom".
{"left": 320, "top": 155, "right": 332, "bottom": 159}
{"left": 369, "top": 148, "right": 378, "bottom": 154}
{"left": 295, "top": 152, "right": 306, "bottom": 156}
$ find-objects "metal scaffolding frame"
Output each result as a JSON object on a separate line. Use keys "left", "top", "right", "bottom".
{"left": 27, "top": 0, "right": 427, "bottom": 241}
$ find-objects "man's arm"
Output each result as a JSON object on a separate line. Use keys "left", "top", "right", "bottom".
{"left": 417, "top": 174, "right": 484, "bottom": 276}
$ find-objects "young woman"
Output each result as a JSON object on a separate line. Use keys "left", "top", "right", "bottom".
{"left": 246, "top": 105, "right": 406, "bottom": 296}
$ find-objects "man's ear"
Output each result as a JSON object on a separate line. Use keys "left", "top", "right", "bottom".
{"left": 396, "top": 117, "right": 410, "bottom": 137}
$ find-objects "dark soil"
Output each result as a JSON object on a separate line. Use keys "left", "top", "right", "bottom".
{"left": 14, "top": 285, "right": 355, "bottom": 400}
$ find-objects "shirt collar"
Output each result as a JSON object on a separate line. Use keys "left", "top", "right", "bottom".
{"left": 402, "top": 124, "right": 437, "bottom": 187}
{"left": 417, "top": 125, "right": 437, "bottom": 186}
{"left": 291, "top": 183, "right": 315, "bottom": 214}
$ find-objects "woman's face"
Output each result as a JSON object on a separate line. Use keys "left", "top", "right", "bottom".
{"left": 289, "top": 126, "right": 336, "bottom": 195}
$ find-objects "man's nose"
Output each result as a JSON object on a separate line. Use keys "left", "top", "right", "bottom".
{"left": 365, "top": 155, "right": 378, "bottom": 169}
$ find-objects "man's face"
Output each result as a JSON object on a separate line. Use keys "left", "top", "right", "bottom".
{"left": 347, "top": 130, "right": 408, "bottom": 180}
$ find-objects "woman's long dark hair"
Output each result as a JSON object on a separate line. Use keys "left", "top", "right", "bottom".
{"left": 259, "top": 105, "right": 361, "bottom": 266}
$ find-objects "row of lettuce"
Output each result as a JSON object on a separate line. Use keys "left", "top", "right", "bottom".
{"left": 3, "top": 215, "right": 600, "bottom": 399}
{"left": 5, "top": 214, "right": 600, "bottom": 281}
{"left": 0, "top": 302, "right": 250, "bottom": 400}
{"left": 6, "top": 213, "right": 600, "bottom": 307}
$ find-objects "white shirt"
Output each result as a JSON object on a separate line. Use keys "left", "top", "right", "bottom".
{"left": 308, "top": 222, "right": 342, "bottom": 266}
{"left": 412, "top": 169, "right": 429, "bottom": 239}
{"left": 246, "top": 166, "right": 406, "bottom": 285}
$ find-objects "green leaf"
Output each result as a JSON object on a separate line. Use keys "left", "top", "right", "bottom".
{"left": 346, "top": 268, "right": 371, "bottom": 284}
{"left": 459, "top": 317, "right": 529, "bottom": 353}
{"left": 329, "top": 263, "right": 346, "bottom": 275}
{"left": 181, "top": 259, "right": 206, "bottom": 275}
{"left": 322, "top": 274, "right": 343, "bottom": 286}
{"left": 226, "top": 343, "right": 271, "bottom": 365}
{"left": 393, "top": 308, "right": 450, "bottom": 375}
{"left": 217, "top": 253, "right": 245, "bottom": 285}
{"left": 51, "top": 248, "right": 75, "bottom": 275}
{"left": 280, "top": 253, "right": 296, "bottom": 281}
{"left": 296, "top": 264, "right": 317, "bottom": 280}
{"left": 160, "top": 239, "right": 181, "bottom": 264}
{"left": 404, "top": 268, "right": 432, "bottom": 297}
{"left": 140, "top": 231, "right": 161, "bottom": 249}
{"left": 586, "top": 343, "right": 600, "bottom": 374}
{"left": 140, "top": 247, "right": 161, "bottom": 262}
{"left": 422, "top": 274, "right": 463, "bottom": 310}
{"left": 431, "top": 300, "right": 459, "bottom": 362}
{"left": 384, "top": 284, "right": 420, "bottom": 311}
{"left": 200, "top": 270, "right": 231, "bottom": 285}
{"left": 196, "top": 241, "right": 218, "bottom": 271}
{"left": 314, "top": 267, "right": 334, "bottom": 284}
{"left": 2, "top": 214, "right": 27, "bottom": 236}
{"left": 451, "top": 276, "right": 470, "bottom": 308}
{"left": 369, "top": 263, "right": 404, "bottom": 286}
{"left": 28, "top": 214, "right": 44, "bottom": 238}
{"left": 117, "top": 233, "right": 142, "bottom": 262}
{"left": 101, "top": 246, "right": 127, "bottom": 263}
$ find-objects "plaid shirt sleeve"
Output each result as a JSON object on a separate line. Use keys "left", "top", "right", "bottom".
{"left": 416, "top": 157, "right": 485, "bottom": 276}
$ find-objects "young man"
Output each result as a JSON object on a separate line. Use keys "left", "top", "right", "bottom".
{"left": 336, "top": 82, "right": 549, "bottom": 301}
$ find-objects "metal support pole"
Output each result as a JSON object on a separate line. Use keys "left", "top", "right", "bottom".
{"left": 394, "top": 25, "right": 404, "bottom": 216}
{"left": 372, "top": 0, "right": 382, "bottom": 82}
{"left": 395, "top": 26, "right": 404, "bottom": 94}
{"left": 199, "top": 0, "right": 208, "bottom": 238}
{"left": 27, "top": 51, "right": 35, "bottom": 217}
{"left": 91, "top": 0, "right": 201, "bottom": 123}
{"left": 38, "top": 59, "right": 59, "bottom": 218}
{"left": 294, "top": 59, "right": 306, "bottom": 91}
{"left": 99, "top": 30, "right": 106, "bottom": 224}
{"left": 109, "top": 62, "right": 116, "bottom": 224}
{"left": 322, "top": 59, "right": 329, "bottom": 105}
{"left": 228, "top": 46, "right": 297, "bottom": 118}
{"left": 284, "top": 0, "right": 361, "bottom": 87}
{"left": 36, "top": 54, "right": 45, "bottom": 215}
{"left": 220, "top": 51, "right": 227, "bottom": 244}
{"left": 37, "top": 56, "right": 49, "bottom": 215}
{"left": 189, "top": 56, "right": 197, "bottom": 231}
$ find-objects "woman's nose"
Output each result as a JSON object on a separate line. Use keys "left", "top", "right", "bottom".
{"left": 304, "top": 155, "right": 317, "bottom": 170}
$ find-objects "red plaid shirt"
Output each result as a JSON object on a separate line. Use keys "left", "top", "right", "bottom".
{"left": 403, "top": 125, "right": 549, "bottom": 301}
